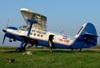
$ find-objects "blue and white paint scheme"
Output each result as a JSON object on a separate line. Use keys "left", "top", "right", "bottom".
{"left": 2, "top": 8, "right": 98, "bottom": 52}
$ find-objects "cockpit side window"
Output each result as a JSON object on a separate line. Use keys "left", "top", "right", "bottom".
{"left": 19, "top": 25, "right": 28, "bottom": 31}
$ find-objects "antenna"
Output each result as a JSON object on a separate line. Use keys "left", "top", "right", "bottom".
{"left": 60, "top": 29, "right": 64, "bottom": 34}
{"left": 6, "top": 19, "right": 9, "bottom": 29}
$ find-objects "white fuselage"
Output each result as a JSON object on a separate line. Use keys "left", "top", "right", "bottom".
{"left": 6, "top": 27, "right": 76, "bottom": 46}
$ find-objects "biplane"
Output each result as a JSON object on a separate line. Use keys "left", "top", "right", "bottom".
{"left": 2, "top": 8, "right": 98, "bottom": 52}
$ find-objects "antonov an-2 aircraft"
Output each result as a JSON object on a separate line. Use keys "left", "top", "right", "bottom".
{"left": 2, "top": 8, "right": 98, "bottom": 52}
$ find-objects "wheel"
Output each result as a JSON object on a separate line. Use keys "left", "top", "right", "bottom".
{"left": 15, "top": 48, "right": 22, "bottom": 52}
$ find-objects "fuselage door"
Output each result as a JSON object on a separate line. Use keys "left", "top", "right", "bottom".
{"left": 48, "top": 35, "right": 54, "bottom": 42}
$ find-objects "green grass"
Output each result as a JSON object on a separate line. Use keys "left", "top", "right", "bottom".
{"left": 0, "top": 46, "right": 100, "bottom": 68}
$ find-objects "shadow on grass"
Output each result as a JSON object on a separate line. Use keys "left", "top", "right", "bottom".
{"left": 53, "top": 49, "right": 75, "bottom": 53}
{"left": 0, "top": 50, "right": 17, "bottom": 53}
{"left": 53, "top": 49, "right": 100, "bottom": 53}
{"left": 0, "top": 48, "right": 100, "bottom": 54}
{"left": 31, "top": 49, "right": 77, "bottom": 53}
{"left": 81, "top": 50, "right": 100, "bottom": 53}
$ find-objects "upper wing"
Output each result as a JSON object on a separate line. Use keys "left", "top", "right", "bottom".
{"left": 20, "top": 8, "right": 47, "bottom": 31}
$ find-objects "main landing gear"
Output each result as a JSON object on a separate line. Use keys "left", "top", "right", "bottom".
{"left": 15, "top": 42, "right": 27, "bottom": 52}
{"left": 48, "top": 41, "right": 53, "bottom": 52}
{"left": 15, "top": 48, "right": 22, "bottom": 52}
{"left": 48, "top": 35, "right": 54, "bottom": 52}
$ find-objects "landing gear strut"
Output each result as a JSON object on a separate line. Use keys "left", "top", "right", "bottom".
{"left": 48, "top": 41, "right": 53, "bottom": 52}
{"left": 48, "top": 35, "right": 54, "bottom": 52}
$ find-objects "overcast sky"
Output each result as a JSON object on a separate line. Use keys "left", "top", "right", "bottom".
{"left": 0, "top": 0, "right": 100, "bottom": 46}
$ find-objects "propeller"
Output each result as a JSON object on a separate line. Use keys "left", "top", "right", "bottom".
{"left": 2, "top": 34, "right": 6, "bottom": 44}
{"left": 2, "top": 19, "right": 9, "bottom": 44}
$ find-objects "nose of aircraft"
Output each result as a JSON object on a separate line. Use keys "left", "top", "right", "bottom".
{"left": 2, "top": 29, "right": 6, "bottom": 33}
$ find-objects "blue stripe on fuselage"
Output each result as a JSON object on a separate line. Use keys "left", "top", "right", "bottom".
{"left": 6, "top": 32, "right": 22, "bottom": 41}
{"left": 5, "top": 32, "right": 70, "bottom": 48}
{"left": 5, "top": 31, "right": 96, "bottom": 49}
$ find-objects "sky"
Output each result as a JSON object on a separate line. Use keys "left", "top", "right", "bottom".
{"left": 0, "top": 0, "right": 100, "bottom": 46}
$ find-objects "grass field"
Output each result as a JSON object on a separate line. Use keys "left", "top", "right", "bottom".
{"left": 0, "top": 46, "right": 100, "bottom": 68}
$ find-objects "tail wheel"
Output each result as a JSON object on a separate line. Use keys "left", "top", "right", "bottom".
{"left": 48, "top": 41, "right": 53, "bottom": 52}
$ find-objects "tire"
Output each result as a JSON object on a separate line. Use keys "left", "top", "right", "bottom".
{"left": 15, "top": 48, "right": 22, "bottom": 52}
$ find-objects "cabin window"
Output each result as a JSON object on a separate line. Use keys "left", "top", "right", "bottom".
{"left": 34, "top": 33, "right": 36, "bottom": 36}
{"left": 41, "top": 35, "right": 43, "bottom": 37}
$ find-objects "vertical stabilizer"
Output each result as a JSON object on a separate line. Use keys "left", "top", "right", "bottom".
{"left": 73, "top": 23, "right": 98, "bottom": 48}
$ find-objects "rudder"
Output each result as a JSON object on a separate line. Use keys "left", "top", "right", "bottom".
{"left": 76, "top": 23, "right": 98, "bottom": 48}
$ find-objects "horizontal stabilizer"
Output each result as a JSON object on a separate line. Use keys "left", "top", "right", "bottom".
{"left": 82, "top": 33, "right": 98, "bottom": 38}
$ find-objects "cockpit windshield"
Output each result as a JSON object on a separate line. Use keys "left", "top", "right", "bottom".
{"left": 19, "top": 25, "right": 28, "bottom": 31}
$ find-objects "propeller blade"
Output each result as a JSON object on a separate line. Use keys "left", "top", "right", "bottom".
{"left": 2, "top": 29, "right": 6, "bottom": 33}
{"left": 2, "top": 19, "right": 9, "bottom": 44}
{"left": 2, "top": 34, "right": 6, "bottom": 44}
